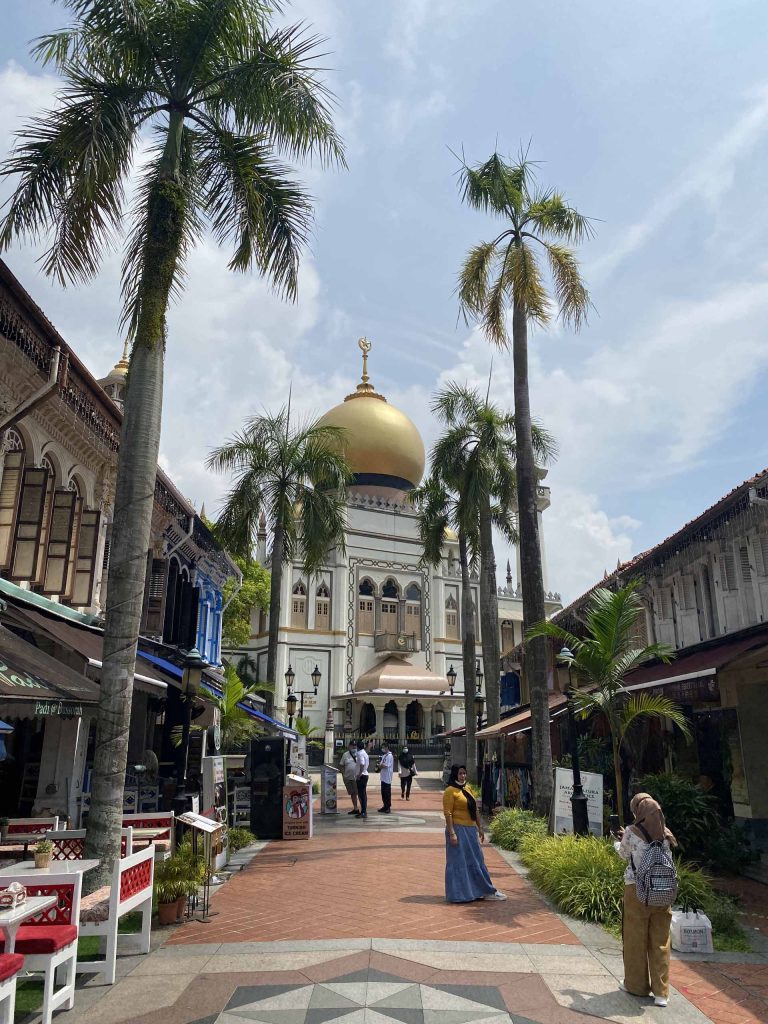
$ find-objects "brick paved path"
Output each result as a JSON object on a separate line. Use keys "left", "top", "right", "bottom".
{"left": 670, "top": 961, "right": 768, "bottom": 1024}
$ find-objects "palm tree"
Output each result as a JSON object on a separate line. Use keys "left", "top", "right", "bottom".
{"left": 294, "top": 716, "right": 323, "bottom": 749}
{"left": 0, "top": 0, "right": 344, "bottom": 882}
{"left": 207, "top": 663, "right": 265, "bottom": 753}
{"left": 431, "top": 383, "right": 555, "bottom": 728}
{"left": 526, "top": 579, "right": 691, "bottom": 823}
{"left": 208, "top": 410, "right": 350, "bottom": 691}
{"left": 411, "top": 474, "right": 480, "bottom": 779}
{"left": 457, "top": 152, "right": 593, "bottom": 815}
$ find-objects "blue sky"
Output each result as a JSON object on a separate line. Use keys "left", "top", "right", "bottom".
{"left": 2, "top": 0, "right": 768, "bottom": 601}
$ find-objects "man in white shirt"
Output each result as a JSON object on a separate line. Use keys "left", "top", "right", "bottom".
{"left": 339, "top": 740, "right": 359, "bottom": 815}
{"left": 355, "top": 738, "right": 371, "bottom": 819}
{"left": 378, "top": 741, "right": 394, "bottom": 813}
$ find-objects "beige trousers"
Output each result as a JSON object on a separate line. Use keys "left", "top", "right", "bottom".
{"left": 622, "top": 885, "right": 672, "bottom": 998}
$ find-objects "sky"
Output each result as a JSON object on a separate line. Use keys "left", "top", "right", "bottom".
{"left": 2, "top": 0, "right": 768, "bottom": 603}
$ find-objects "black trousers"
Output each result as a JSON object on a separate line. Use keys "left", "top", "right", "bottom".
{"left": 381, "top": 781, "right": 392, "bottom": 810}
{"left": 356, "top": 774, "right": 368, "bottom": 815}
{"left": 400, "top": 774, "right": 413, "bottom": 798}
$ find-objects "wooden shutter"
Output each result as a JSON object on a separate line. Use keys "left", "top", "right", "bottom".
{"left": 42, "top": 489, "right": 77, "bottom": 594}
{"left": 10, "top": 466, "right": 49, "bottom": 580}
{"left": 0, "top": 450, "right": 23, "bottom": 569}
{"left": 62, "top": 498, "right": 83, "bottom": 600}
{"left": 739, "top": 545, "right": 752, "bottom": 584}
{"left": 70, "top": 509, "right": 101, "bottom": 606}
{"left": 33, "top": 469, "right": 56, "bottom": 585}
{"left": 721, "top": 551, "right": 736, "bottom": 591}
{"left": 757, "top": 535, "right": 768, "bottom": 576}
{"left": 143, "top": 557, "right": 168, "bottom": 635}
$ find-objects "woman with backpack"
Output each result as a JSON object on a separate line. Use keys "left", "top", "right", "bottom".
{"left": 616, "top": 793, "right": 678, "bottom": 1008}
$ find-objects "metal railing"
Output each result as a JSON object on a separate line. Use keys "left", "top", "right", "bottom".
{"left": 374, "top": 632, "right": 419, "bottom": 653}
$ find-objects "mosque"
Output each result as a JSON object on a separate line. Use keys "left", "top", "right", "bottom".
{"left": 240, "top": 340, "right": 562, "bottom": 756}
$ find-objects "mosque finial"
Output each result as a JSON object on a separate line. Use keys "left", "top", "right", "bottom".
{"left": 356, "top": 336, "right": 375, "bottom": 394}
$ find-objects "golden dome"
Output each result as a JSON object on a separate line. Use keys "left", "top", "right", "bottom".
{"left": 444, "top": 527, "right": 458, "bottom": 542}
{"left": 101, "top": 339, "right": 130, "bottom": 383}
{"left": 317, "top": 338, "right": 425, "bottom": 491}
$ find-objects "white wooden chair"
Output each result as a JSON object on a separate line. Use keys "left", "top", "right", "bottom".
{"left": 0, "top": 871, "right": 81, "bottom": 1024}
{"left": 47, "top": 828, "right": 133, "bottom": 861}
{"left": 77, "top": 845, "right": 154, "bottom": 984}
{"left": 0, "top": 953, "right": 24, "bottom": 1024}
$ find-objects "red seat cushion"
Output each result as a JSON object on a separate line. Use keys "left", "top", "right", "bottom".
{"left": 0, "top": 953, "right": 24, "bottom": 982}
{"left": 2, "top": 925, "right": 77, "bottom": 955}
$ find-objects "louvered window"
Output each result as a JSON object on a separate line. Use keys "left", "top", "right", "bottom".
{"left": 758, "top": 535, "right": 768, "bottom": 576}
{"left": 10, "top": 466, "right": 49, "bottom": 580}
{"left": 680, "top": 576, "right": 696, "bottom": 610}
{"left": 0, "top": 448, "right": 24, "bottom": 569}
{"left": 659, "top": 588, "right": 673, "bottom": 620}
{"left": 32, "top": 457, "right": 56, "bottom": 585}
{"left": 633, "top": 610, "right": 649, "bottom": 645}
{"left": 315, "top": 582, "right": 330, "bottom": 631}
{"left": 70, "top": 509, "right": 101, "bottom": 606}
{"left": 143, "top": 557, "right": 168, "bottom": 634}
{"left": 739, "top": 545, "right": 752, "bottom": 584}
{"left": 720, "top": 550, "right": 737, "bottom": 591}
{"left": 291, "top": 581, "right": 307, "bottom": 628}
{"left": 42, "top": 489, "right": 77, "bottom": 594}
{"left": 445, "top": 595, "right": 459, "bottom": 639}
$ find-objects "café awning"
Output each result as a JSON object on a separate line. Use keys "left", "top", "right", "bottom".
{"left": 476, "top": 693, "right": 569, "bottom": 739}
{"left": 0, "top": 624, "right": 100, "bottom": 713}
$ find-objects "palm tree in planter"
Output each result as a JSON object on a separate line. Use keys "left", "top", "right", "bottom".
{"left": 0, "top": 0, "right": 344, "bottom": 885}
{"left": 431, "top": 382, "right": 556, "bottom": 729}
{"left": 526, "top": 579, "right": 691, "bottom": 823}
{"left": 208, "top": 411, "right": 351, "bottom": 691}
{"left": 457, "top": 152, "right": 592, "bottom": 814}
{"left": 208, "top": 663, "right": 270, "bottom": 754}
{"left": 294, "top": 716, "right": 323, "bottom": 749}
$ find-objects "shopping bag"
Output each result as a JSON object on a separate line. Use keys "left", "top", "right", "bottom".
{"left": 671, "top": 909, "right": 714, "bottom": 953}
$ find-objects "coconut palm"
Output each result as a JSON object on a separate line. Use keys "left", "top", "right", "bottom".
{"left": 526, "top": 579, "right": 691, "bottom": 823}
{"left": 294, "top": 716, "right": 323, "bottom": 749}
{"left": 0, "top": 0, "right": 344, "bottom": 883}
{"left": 208, "top": 410, "right": 350, "bottom": 691}
{"left": 457, "top": 152, "right": 593, "bottom": 815}
{"left": 431, "top": 383, "right": 555, "bottom": 728}
{"left": 412, "top": 474, "right": 480, "bottom": 778}
{"left": 207, "top": 663, "right": 265, "bottom": 753}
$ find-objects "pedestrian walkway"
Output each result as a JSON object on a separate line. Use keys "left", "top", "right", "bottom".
{"left": 52, "top": 775, "right": 764, "bottom": 1024}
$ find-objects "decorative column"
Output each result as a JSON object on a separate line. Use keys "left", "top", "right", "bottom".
{"left": 423, "top": 705, "right": 433, "bottom": 741}
{"left": 398, "top": 598, "right": 406, "bottom": 634}
{"left": 372, "top": 700, "right": 386, "bottom": 739}
{"left": 396, "top": 701, "right": 407, "bottom": 745}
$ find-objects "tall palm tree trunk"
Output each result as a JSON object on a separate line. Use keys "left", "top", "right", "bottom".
{"left": 84, "top": 150, "right": 186, "bottom": 886}
{"left": 459, "top": 532, "right": 477, "bottom": 781}
{"left": 266, "top": 517, "right": 285, "bottom": 689}
{"left": 512, "top": 300, "right": 553, "bottom": 817}
{"left": 478, "top": 497, "right": 500, "bottom": 726}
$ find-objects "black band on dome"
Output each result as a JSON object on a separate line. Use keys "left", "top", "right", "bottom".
{"left": 352, "top": 472, "right": 415, "bottom": 491}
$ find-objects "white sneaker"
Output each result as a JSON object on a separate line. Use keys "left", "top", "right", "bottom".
{"left": 483, "top": 890, "right": 508, "bottom": 901}
{"left": 654, "top": 997, "right": 668, "bottom": 1008}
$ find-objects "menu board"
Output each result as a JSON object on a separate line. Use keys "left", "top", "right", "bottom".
{"left": 282, "top": 775, "right": 312, "bottom": 840}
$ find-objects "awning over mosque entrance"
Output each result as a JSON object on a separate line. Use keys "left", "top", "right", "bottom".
{"left": 352, "top": 655, "right": 458, "bottom": 698}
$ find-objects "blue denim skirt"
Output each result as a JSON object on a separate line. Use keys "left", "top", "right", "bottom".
{"left": 445, "top": 825, "right": 497, "bottom": 903}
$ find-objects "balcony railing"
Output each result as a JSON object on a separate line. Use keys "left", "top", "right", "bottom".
{"left": 374, "top": 631, "right": 419, "bottom": 653}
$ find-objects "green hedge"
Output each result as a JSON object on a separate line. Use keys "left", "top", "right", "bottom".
{"left": 490, "top": 812, "right": 748, "bottom": 950}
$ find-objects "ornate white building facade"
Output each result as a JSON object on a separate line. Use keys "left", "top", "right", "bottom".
{"left": 238, "top": 342, "right": 562, "bottom": 752}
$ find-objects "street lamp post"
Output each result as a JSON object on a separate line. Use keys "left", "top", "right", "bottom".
{"left": 284, "top": 663, "right": 321, "bottom": 729}
{"left": 446, "top": 663, "right": 457, "bottom": 697}
{"left": 558, "top": 646, "right": 590, "bottom": 836}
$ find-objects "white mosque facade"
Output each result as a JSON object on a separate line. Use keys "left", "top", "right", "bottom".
{"left": 239, "top": 342, "right": 562, "bottom": 753}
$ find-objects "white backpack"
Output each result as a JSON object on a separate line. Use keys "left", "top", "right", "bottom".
{"left": 631, "top": 823, "right": 678, "bottom": 907}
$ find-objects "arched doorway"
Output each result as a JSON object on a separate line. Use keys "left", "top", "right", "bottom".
{"left": 383, "top": 700, "right": 398, "bottom": 743}
{"left": 406, "top": 700, "right": 423, "bottom": 742}
{"left": 359, "top": 702, "right": 376, "bottom": 735}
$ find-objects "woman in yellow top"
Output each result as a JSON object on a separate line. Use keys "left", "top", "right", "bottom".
{"left": 443, "top": 766, "right": 507, "bottom": 903}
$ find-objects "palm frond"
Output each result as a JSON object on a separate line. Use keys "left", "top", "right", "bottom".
{"left": 619, "top": 693, "right": 692, "bottom": 744}
{"left": 502, "top": 239, "right": 550, "bottom": 327}
{"left": 543, "top": 242, "right": 591, "bottom": 331}
{"left": 457, "top": 241, "right": 499, "bottom": 321}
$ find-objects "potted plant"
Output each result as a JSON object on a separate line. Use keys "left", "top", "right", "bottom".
{"left": 34, "top": 838, "right": 53, "bottom": 869}
{"left": 154, "top": 848, "right": 202, "bottom": 925}
{"left": 0, "top": 818, "right": 9, "bottom": 841}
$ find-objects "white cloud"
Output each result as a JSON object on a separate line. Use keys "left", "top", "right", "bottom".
{"left": 384, "top": 89, "right": 451, "bottom": 144}
{"left": 590, "top": 83, "right": 768, "bottom": 281}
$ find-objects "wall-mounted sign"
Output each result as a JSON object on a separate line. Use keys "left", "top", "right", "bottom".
{"left": 35, "top": 700, "right": 84, "bottom": 717}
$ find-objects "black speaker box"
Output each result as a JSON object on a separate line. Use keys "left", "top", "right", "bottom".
{"left": 249, "top": 737, "right": 287, "bottom": 839}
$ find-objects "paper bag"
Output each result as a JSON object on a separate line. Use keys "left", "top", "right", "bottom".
{"left": 671, "top": 909, "right": 714, "bottom": 953}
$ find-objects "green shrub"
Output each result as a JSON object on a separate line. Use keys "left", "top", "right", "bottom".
{"left": 489, "top": 808, "right": 548, "bottom": 851}
{"left": 228, "top": 827, "right": 257, "bottom": 851}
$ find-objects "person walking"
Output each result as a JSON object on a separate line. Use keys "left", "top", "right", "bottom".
{"left": 616, "top": 793, "right": 677, "bottom": 1008}
{"left": 442, "top": 765, "right": 507, "bottom": 903}
{"left": 339, "top": 740, "right": 359, "bottom": 815}
{"left": 398, "top": 746, "right": 415, "bottom": 800}
{"left": 355, "top": 738, "right": 371, "bottom": 819}
{"left": 378, "top": 742, "right": 394, "bottom": 813}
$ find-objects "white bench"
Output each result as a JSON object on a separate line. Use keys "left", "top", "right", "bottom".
{"left": 77, "top": 845, "right": 154, "bottom": 984}
{"left": 47, "top": 828, "right": 133, "bottom": 861}
{"left": 0, "top": 953, "right": 24, "bottom": 1024}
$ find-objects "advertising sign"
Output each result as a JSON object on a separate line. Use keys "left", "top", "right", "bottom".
{"left": 321, "top": 763, "right": 338, "bottom": 815}
{"left": 553, "top": 767, "right": 603, "bottom": 837}
{"left": 282, "top": 773, "right": 313, "bottom": 840}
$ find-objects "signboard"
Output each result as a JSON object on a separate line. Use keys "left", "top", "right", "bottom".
{"left": 321, "top": 764, "right": 338, "bottom": 815}
{"left": 202, "top": 756, "right": 226, "bottom": 817}
{"left": 282, "top": 774, "right": 312, "bottom": 840}
{"left": 291, "top": 735, "right": 308, "bottom": 776}
{"left": 178, "top": 810, "right": 225, "bottom": 834}
{"left": 35, "top": 700, "right": 84, "bottom": 717}
{"left": 553, "top": 767, "right": 603, "bottom": 837}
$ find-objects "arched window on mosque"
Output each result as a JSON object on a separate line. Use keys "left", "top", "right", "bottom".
{"left": 445, "top": 594, "right": 459, "bottom": 640}
{"left": 357, "top": 578, "right": 374, "bottom": 635}
{"left": 291, "top": 580, "right": 307, "bottom": 628}
{"left": 381, "top": 578, "right": 399, "bottom": 634}
{"left": 405, "top": 582, "right": 422, "bottom": 641}
{"left": 315, "top": 581, "right": 331, "bottom": 631}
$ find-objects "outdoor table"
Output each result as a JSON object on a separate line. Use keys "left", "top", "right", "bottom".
{"left": 0, "top": 834, "right": 51, "bottom": 857}
{"left": 0, "top": 859, "right": 100, "bottom": 877}
{"left": 0, "top": 895, "right": 57, "bottom": 953}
